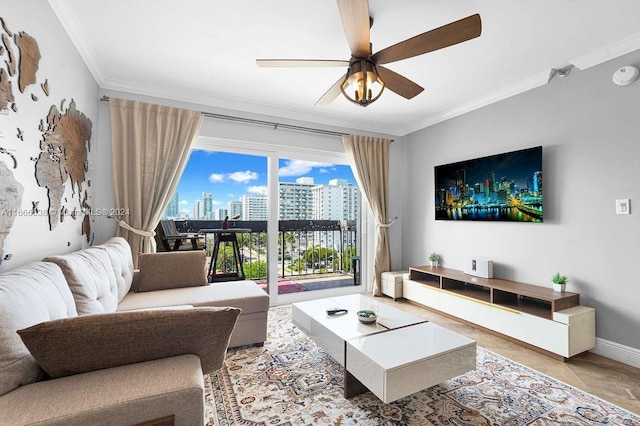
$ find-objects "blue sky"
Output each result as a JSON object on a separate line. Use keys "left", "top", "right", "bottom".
{"left": 176, "top": 150, "right": 356, "bottom": 213}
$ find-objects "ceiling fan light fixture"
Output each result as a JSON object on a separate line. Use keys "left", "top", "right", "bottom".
{"left": 340, "top": 58, "right": 385, "bottom": 107}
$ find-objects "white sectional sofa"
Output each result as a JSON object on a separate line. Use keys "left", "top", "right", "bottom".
{"left": 0, "top": 237, "right": 270, "bottom": 425}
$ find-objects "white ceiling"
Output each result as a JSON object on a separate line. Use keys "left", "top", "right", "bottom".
{"left": 50, "top": 0, "right": 640, "bottom": 136}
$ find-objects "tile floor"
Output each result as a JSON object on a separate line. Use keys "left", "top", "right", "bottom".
{"left": 366, "top": 294, "right": 640, "bottom": 415}
{"left": 257, "top": 275, "right": 357, "bottom": 294}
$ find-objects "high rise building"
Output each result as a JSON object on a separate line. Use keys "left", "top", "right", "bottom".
{"left": 193, "top": 200, "right": 203, "bottom": 219}
{"left": 202, "top": 192, "right": 212, "bottom": 219}
{"left": 488, "top": 170, "right": 496, "bottom": 193}
{"left": 214, "top": 208, "right": 228, "bottom": 220}
{"left": 312, "top": 178, "right": 359, "bottom": 220}
{"left": 240, "top": 194, "right": 267, "bottom": 220}
{"left": 456, "top": 169, "right": 466, "bottom": 201}
{"left": 164, "top": 192, "right": 179, "bottom": 218}
{"left": 279, "top": 177, "right": 315, "bottom": 220}
{"left": 533, "top": 171, "right": 542, "bottom": 196}
{"left": 227, "top": 201, "right": 243, "bottom": 219}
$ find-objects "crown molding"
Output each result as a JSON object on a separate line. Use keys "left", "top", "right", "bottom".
{"left": 403, "top": 34, "right": 640, "bottom": 135}
{"left": 404, "top": 70, "right": 550, "bottom": 134}
{"left": 48, "top": 0, "right": 105, "bottom": 86}
{"left": 571, "top": 32, "right": 640, "bottom": 70}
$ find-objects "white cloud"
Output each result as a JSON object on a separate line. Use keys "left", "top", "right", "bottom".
{"left": 247, "top": 185, "right": 267, "bottom": 195}
{"left": 279, "top": 160, "right": 332, "bottom": 177}
{"left": 179, "top": 200, "right": 188, "bottom": 205}
{"left": 228, "top": 170, "right": 259, "bottom": 183}
{"left": 209, "top": 173, "right": 225, "bottom": 183}
{"left": 212, "top": 199, "right": 223, "bottom": 205}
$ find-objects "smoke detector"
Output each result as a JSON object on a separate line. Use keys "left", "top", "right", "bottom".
{"left": 612, "top": 66, "right": 639, "bottom": 86}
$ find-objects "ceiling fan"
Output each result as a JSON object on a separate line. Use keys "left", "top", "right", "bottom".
{"left": 256, "top": 0, "right": 481, "bottom": 107}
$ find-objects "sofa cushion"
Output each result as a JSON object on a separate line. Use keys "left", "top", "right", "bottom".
{"left": 0, "top": 262, "right": 77, "bottom": 397}
{"left": 117, "top": 280, "right": 269, "bottom": 314}
{"left": 44, "top": 248, "right": 119, "bottom": 315}
{"left": 137, "top": 251, "right": 208, "bottom": 292}
{"left": 93, "top": 237, "right": 134, "bottom": 302}
{"left": 18, "top": 307, "right": 241, "bottom": 378}
{"left": 0, "top": 355, "right": 204, "bottom": 426}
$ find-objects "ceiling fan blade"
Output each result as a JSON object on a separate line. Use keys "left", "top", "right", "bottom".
{"left": 315, "top": 73, "right": 347, "bottom": 106}
{"left": 336, "top": 0, "right": 371, "bottom": 58}
{"left": 256, "top": 59, "right": 349, "bottom": 67}
{"left": 377, "top": 66, "right": 424, "bottom": 99}
{"left": 372, "top": 14, "right": 481, "bottom": 65}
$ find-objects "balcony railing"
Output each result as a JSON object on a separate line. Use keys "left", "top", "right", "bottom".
{"left": 175, "top": 219, "right": 359, "bottom": 281}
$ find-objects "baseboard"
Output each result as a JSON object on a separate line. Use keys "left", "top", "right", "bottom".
{"left": 590, "top": 337, "right": 640, "bottom": 369}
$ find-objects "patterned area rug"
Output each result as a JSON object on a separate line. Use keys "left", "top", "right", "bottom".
{"left": 205, "top": 306, "right": 639, "bottom": 425}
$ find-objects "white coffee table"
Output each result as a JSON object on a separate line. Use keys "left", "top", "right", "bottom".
{"left": 292, "top": 294, "right": 477, "bottom": 403}
{"left": 347, "top": 322, "right": 476, "bottom": 403}
{"left": 292, "top": 294, "right": 423, "bottom": 366}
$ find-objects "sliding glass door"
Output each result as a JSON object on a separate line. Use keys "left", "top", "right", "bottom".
{"left": 275, "top": 157, "right": 360, "bottom": 298}
{"left": 171, "top": 139, "right": 365, "bottom": 305}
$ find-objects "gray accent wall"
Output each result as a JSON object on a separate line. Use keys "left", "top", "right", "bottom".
{"left": 399, "top": 49, "right": 640, "bottom": 353}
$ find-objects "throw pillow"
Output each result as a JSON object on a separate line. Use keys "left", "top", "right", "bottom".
{"left": 137, "top": 251, "right": 207, "bottom": 292}
{"left": 18, "top": 307, "right": 241, "bottom": 378}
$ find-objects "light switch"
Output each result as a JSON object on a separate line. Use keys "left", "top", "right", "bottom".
{"left": 616, "top": 199, "right": 630, "bottom": 215}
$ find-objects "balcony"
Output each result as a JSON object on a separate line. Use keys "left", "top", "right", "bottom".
{"left": 175, "top": 219, "right": 359, "bottom": 294}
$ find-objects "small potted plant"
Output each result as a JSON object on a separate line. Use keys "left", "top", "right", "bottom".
{"left": 552, "top": 272, "right": 568, "bottom": 292}
{"left": 429, "top": 252, "right": 439, "bottom": 267}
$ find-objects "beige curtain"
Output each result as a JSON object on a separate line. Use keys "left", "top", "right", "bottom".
{"left": 109, "top": 98, "right": 203, "bottom": 265}
{"left": 343, "top": 134, "right": 391, "bottom": 296}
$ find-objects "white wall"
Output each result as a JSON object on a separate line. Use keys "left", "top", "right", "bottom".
{"left": 400, "top": 49, "right": 640, "bottom": 357}
{"left": 0, "top": 2, "right": 99, "bottom": 271}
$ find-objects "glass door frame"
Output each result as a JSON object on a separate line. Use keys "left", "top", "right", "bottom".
{"left": 195, "top": 135, "right": 371, "bottom": 306}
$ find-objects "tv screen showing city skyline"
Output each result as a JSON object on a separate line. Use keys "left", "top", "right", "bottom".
{"left": 434, "top": 146, "right": 543, "bottom": 222}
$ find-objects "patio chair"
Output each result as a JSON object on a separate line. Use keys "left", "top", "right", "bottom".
{"left": 154, "top": 220, "right": 203, "bottom": 251}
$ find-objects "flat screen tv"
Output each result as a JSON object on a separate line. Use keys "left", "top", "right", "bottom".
{"left": 435, "top": 146, "right": 542, "bottom": 222}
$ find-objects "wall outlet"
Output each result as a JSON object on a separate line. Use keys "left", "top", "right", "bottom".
{"left": 616, "top": 199, "right": 630, "bottom": 215}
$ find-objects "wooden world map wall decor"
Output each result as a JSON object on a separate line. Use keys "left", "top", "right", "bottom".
{"left": 35, "top": 99, "right": 92, "bottom": 234}
{"left": 0, "top": 16, "right": 93, "bottom": 264}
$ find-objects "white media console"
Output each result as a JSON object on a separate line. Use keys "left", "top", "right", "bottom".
{"left": 403, "top": 265, "right": 596, "bottom": 360}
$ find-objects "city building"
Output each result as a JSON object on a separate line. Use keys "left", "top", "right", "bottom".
{"left": 193, "top": 200, "right": 203, "bottom": 219}
{"left": 214, "top": 208, "right": 228, "bottom": 220}
{"left": 278, "top": 177, "right": 315, "bottom": 220}
{"left": 227, "top": 201, "right": 242, "bottom": 219}
{"left": 163, "top": 192, "right": 179, "bottom": 219}
{"left": 240, "top": 194, "right": 267, "bottom": 220}
{"left": 202, "top": 192, "right": 212, "bottom": 219}
{"left": 312, "top": 178, "right": 359, "bottom": 221}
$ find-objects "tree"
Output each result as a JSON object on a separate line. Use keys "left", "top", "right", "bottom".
{"left": 211, "top": 245, "right": 237, "bottom": 274}
{"left": 244, "top": 260, "right": 267, "bottom": 279}
{"left": 291, "top": 259, "right": 306, "bottom": 275}
{"left": 284, "top": 232, "right": 296, "bottom": 258}
{"left": 342, "top": 246, "right": 357, "bottom": 273}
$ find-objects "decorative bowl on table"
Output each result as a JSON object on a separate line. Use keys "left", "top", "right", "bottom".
{"left": 356, "top": 309, "right": 378, "bottom": 324}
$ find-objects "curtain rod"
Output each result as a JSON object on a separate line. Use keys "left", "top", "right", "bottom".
{"left": 100, "top": 95, "right": 350, "bottom": 138}
{"left": 100, "top": 96, "right": 394, "bottom": 141}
